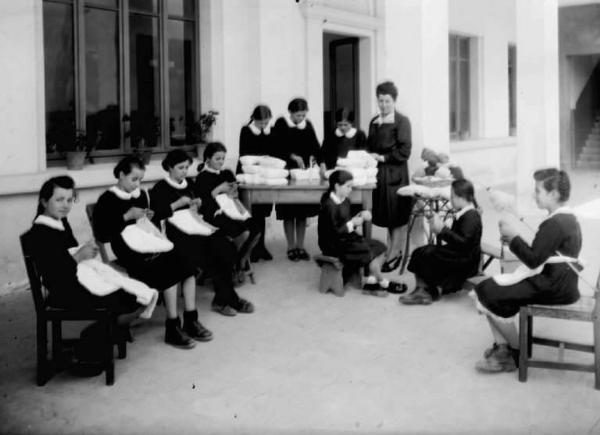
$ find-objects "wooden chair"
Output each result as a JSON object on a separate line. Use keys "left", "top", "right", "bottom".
{"left": 518, "top": 271, "right": 600, "bottom": 389}
{"left": 20, "top": 230, "right": 125, "bottom": 386}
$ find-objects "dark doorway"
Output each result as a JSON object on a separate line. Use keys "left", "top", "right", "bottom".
{"left": 323, "top": 34, "right": 359, "bottom": 136}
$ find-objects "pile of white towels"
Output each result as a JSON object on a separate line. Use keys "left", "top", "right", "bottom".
{"left": 237, "top": 155, "right": 289, "bottom": 185}
{"left": 325, "top": 150, "right": 378, "bottom": 186}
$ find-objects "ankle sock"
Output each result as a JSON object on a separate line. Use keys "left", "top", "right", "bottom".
{"left": 363, "top": 275, "right": 377, "bottom": 285}
{"left": 378, "top": 279, "right": 390, "bottom": 289}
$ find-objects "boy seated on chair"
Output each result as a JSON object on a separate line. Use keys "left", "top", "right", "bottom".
{"left": 317, "top": 170, "right": 405, "bottom": 296}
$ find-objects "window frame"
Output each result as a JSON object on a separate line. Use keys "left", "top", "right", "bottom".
{"left": 43, "top": 0, "right": 200, "bottom": 165}
{"left": 449, "top": 33, "right": 472, "bottom": 141}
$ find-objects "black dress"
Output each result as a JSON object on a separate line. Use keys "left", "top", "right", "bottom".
{"left": 475, "top": 212, "right": 582, "bottom": 318}
{"left": 319, "top": 129, "right": 367, "bottom": 170}
{"left": 408, "top": 208, "right": 482, "bottom": 294}
{"left": 149, "top": 179, "right": 242, "bottom": 307}
{"left": 238, "top": 124, "right": 276, "bottom": 218}
{"left": 318, "top": 193, "right": 386, "bottom": 268}
{"left": 28, "top": 217, "right": 138, "bottom": 313}
{"left": 193, "top": 167, "right": 250, "bottom": 238}
{"left": 272, "top": 116, "right": 321, "bottom": 220}
{"left": 93, "top": 188, "right": 195, "bottom": 291}
{"left": 367, "top": 111, "right": 412, "bottom": 228}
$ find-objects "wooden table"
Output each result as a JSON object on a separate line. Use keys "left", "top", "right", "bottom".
{"left": 238, "top": 180, "right": 376, "bottom": 239}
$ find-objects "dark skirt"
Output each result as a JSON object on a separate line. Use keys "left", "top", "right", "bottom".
{"left": 475, "top": 268, "right": 580, "bottom": 318}
{"left": 408, "top": 245, "right": 479, "bottom": 294}
{"left": 48, "top": 288, "right": 140, "bottom": 315}
{"left": 252, "top": 203, "right": 273, "bottom": 218}
{"left": 372, "top": 163, "right": 411, "bottom": 228}
{"left": 338, "top": 234, "right": 386, "bottom": 268}
{"left": 275, "top": 204, "right": 320, "bottom": 220}
{"left": 113, "top": 237, "right": 196, "bottom": 292}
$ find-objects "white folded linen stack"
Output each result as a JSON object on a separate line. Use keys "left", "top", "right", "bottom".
{"left": 289, "top": 167, "right": 320, "bottom": 180}
{"left": 336, "top": 150, "right": 378, "bottom": 169}
{"left": 238, "top": 155, "right": 289, "bottom": 185}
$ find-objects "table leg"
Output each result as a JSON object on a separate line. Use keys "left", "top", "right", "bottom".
{"left": 239, "top": 189, "right": 252, "bottom": 211}
{"left": 399, "top": 213, "right": 416, "bottom": 275}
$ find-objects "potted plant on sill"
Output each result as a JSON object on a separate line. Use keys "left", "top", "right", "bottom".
{"left": 47, "top": 129, "right": 94, "bottom": 170}
{"left": 190, "top": 110, "right": 219, "bottom": 160}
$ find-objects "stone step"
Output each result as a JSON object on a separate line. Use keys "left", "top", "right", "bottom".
{"left": 585, "top": 139, "right": 600, "bottom": 148}
{"left": 588, "top": 133, "right": 600, "bottom": 141}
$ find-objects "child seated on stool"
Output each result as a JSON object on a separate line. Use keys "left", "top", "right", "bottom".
{"left": 317, "top": 169, "right": 405, "bottom": 296}
{"left": 401, "top": 178, "right": 482, "bottom": 305}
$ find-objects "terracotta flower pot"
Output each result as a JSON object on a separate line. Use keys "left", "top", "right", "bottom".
{"left": 65, "top": 151, "right": 86, "bottom": 170}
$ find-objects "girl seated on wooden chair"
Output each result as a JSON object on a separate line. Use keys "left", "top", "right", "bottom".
{"left": 400, "top": 178, "right": 482, "bottom": 305}
{"left": 93, "top": 156, "right": 213, "bottom": 349}
{"left": 317, "top": 169, "right": 405, "bottom": 296}
{"left": 30, "top": 176, "right": 143, "bottom": 372}
{"left": 474, "top": 168, "right": 582, "bottom": 373}
{"left": 194, "top": 142, "right": 261, "bottom": 280}
{"left": 150, "top": 149, "right": 254, "bottom": 317}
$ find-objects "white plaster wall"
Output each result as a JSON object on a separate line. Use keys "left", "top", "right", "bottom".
{"left": 0, "top": 0, "right": 45, "bottom": 175}
{"left": 449, "top": 0, "right": 516, "bottom": 138}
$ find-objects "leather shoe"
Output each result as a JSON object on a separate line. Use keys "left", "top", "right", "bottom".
{"left": 211, "top": 303, "right": 237, "bottom": 317}
{"left": 233, "top": 298, "right": 255, "bottom": 314}
{"left": 381, "top": 254, "right": 402, "bottom": 273}
{"left": 399, "top": 288, "right": 433, "bottom": 305}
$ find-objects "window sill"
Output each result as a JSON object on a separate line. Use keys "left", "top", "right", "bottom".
{"left": 0, "top": 158, "right": 204, "bottom": 197}
{"left": 450, "top": 137, "right": 517, "bottom": 153}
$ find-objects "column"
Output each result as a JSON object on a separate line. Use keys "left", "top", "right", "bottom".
{"left": 516, "top": 0, "right": 560, "bottom": 212}
{"left": 383, "top": 0, "right": 450, "bottom": 170}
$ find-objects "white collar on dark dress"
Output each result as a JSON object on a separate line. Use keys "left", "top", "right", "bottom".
{"left": 284, "top": 114, "right": 307, "bottom": 130}
{"left": 34, "top": 214, "right": 65, "bottom": 231}
{"left": 248, "top": 121, "right": 271, "bottom": 136}
{"left": 335, "top": 127, "right": 357, "bottom": 138}
{"left": 202, "top": 165, "right": 220, "bottom": 175}
{"left": 329, "top": 192, "right": 345, "bottom": 205}
{"left": 373, "top": 112, "right": 395, "bottom": 125}
{"left": 454, "top": 203, "right": 475, "bottom": 221}
{"left": 109, "top": 185, "right": 141, "bottom": 200}
{"left": 164, "top": 175, "right": 188, "bottom": 190}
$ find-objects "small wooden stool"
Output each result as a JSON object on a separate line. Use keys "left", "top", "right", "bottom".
{"left": 314, "top": 254, "right": 345, "bottom": 297}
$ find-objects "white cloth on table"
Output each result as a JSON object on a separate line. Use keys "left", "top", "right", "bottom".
{"left": 76, "top": 258, "right": 159, "bottom": 318}
{"left": 241, "top": 165, "right": 288, "bottom": 179}
{"left": 168, "top": 209, "right": 217, "bottom": 236}
{"left": 336, "top": 150, "right": 378, "bottom": 169}
{"left": 239, "top": 155, "right": 286, "bottom": 169}
{"left": 289, "top": 167, "right": 320, "bottom": 180}
{"left": 397, "top": 184, "right": 451, "bottom": 200}
{"left": 236, "top": 173, "right": 288, "bottom": 185}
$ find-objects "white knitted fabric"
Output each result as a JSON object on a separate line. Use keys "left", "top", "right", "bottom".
{"left": 168, "top": 209, "right": 216, "bottom": 236}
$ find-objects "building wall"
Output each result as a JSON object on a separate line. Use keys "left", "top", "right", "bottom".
{"left": 0, "top": 0, "right": 526, "bottom": 294}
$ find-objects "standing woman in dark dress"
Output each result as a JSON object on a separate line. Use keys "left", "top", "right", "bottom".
{"left": 401, "top": 178, "right": 482, "bottom": 305}
{"left": 238, "top": 104, "right": 276, "bottom": 262}
{"left": 272, "top": 98, "right": 321, "bottom": 262}
{"left": 367, "top": 81, "right": 412, "bottom": 272}
{"left": 93, "top": 156, "right": 213, "bottom": 349}
{"left": 150, "top": 150, "right": 254, "bottom": 316}
{"left": 474, "top": 169, "right": 582, "bottom": 373}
